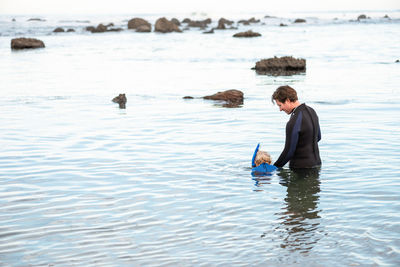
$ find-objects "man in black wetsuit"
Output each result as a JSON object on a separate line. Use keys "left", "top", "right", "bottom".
{"left": 272, "top": 85, "right": 321, "bottom": 169}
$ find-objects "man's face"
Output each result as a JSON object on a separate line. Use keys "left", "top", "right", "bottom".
{"left": 275, "top": 99, "right": 292, "bottom": 114}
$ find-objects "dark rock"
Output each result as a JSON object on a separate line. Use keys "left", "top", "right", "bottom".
{"left": 27, "top": 18, "right": 46, "bottom": 22}
{"left": 357, "top": 14, "right": 367, "bottom": 20}
{"left": 128, "top": 18, "right": 151, "bottom": 30}
{"left": 216, "top": 19, "right": 226, "bottom": 29}
{"left": 279, "top": 23, "right": 288, "bottom": 27}
{"left": 187, "top": 18, "right": 212, "bottom": 28}
{"left": 67, "top": 28, "right": 75, "bottom": 32}
{"left": 183, "top": 96, "right": 194, "bottom": 99}
{"left": 203, "top": 89, "right": 244, "bottom": 107}
{"left": 238, "top": 17, "right": 260, "bottom": 24}
{"left": 233, "top": 30, "right": 261, "bottom": 37}
{"left": 107, "top": 27, "right": 123, "bottom": 32}
{"left": 294, "top": 18, "right": 306, "bottom": 23}
{"left": 12, "top": 18, "right": 16, "bottom": 22}
{"left": 383, "top": 14, "right": 390, "bottom": 19}
{"left": 95, "top": 23, "right": 108, "bottom": 32}
{"left": 136, "top": 25, "right": 151, "bottom": 32}
{"left": 182, "top": 18, "right": 191, "bottom": 23}
{"left": 171, "top": 18, "right": 181, "bottom": 26}
{"left": 85, "top": 26, "right": 96, "bottom": 32}
{"left": 112, "top": 94, "right": 127, "bottom": 109}
{"left": 203, "top": 28, "right": 214, "bottom": 34}
{"left": 11, "top": 37, "right": 45, "bottom": 50}
{"left": 53, "top": 27, "right": 65, "bottom": 33}
{"left": 219, "top": 18, "right": 234, "bottom": 25}
{"left": 155, "top": 17, "right": 182, "bottom": 33}
{"left": 86, "top": 23, "right": 120, "bottom": 33}
{"left": 252, "top": 56, "right": 306, "bottom": 76}
{"left": 395, "top": 60, "right": 399, "bottom": 63}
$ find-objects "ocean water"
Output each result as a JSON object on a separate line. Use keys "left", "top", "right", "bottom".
{"left": 1, "top": 10, "right": 400, "bottom": 266}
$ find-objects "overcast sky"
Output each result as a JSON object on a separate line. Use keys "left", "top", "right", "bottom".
{"left": 1, "top": 0, "right": 399, "bottom": 14}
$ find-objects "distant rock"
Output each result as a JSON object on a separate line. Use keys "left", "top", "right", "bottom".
{"left": 185, "top": 18, "right": 212, "bottom": 28}
{"left": 383, "top": 14, "right": 391, "bottom": 19}
{"left": 203, "top": 89, "right": 244, "bottom": 107}
{"left": 357, "top": 14, "right": 368, "bottom": 20}
{"left": 279, "top": 23, "right": 288, "bottom": 27}
{"left": 294, "top": 18, "right": 306, "bottom": 23}
{"left": 11, "top": 37, "right": 45, "bottom": 50}
{"left": 85, "top": 23, "right": 122, "bottom": 33}
{"left": 233, "top": 30, "right": 261, "bottom": 37}
{"left": 136, "top": 25, "right": 151, "bottom": 32}
{"left": 183, "top": 96, "right": 194, "bottom": 99}
{"left": 395, "top": 60, "right": 399, "bottom": 63}
{"left": 203, "top": 28, "right": 214, "bottom": 34}
{"left": 216, "top": 17, "right": 234, "bottom": 30}
{"left": 171, "top": 18, "right": 181, "bottom": 26}
{"left": 128, "top": 18, "right": 151, "bottom": 32}
{"left": 154, "top": 17, "right": 182, "bottom": 33}
{"left": 67, "top": 28, "right": 75, "bottom": 32}
{"left": 27, "top": 18, "right": 46, "bottom": 22}
{"left": 238, "top": 17, "right": 260, "bottom": 25}
{"left": 112, "top": 94, "right": 127, "bottom": 109}
{"left": 53, "top": 27, "right": 65, "bottom": 33}
{"left": 252, "top": 56, "right": 306, "bottom": 75}
{"left": 12, "top": 18, "right": 16, "bottom": 22}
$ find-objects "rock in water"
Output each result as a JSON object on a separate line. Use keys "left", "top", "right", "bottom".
{"left": 252, "top": 56, "right": 306, "bottom": 76}
{"left": 203, "top": 89, "right": 244, "bottom": 107}
{"left": 112, "top": 94, "right": 127, "bottom": 109}
{"left": 11, "top": 38, "right": 45, "bottom": 50}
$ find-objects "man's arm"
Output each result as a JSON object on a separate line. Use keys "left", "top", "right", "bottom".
{"left": 274, "top": 112, "right": 302, "bottom": 167}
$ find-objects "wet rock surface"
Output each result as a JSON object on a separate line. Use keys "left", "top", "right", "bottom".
{"left": 11, "top": 37, "right": 45, "bottom": 50}
{"left": 252, "top": 56, "right": 306, "bottom": 75}
{"left": 233, "top": 30, "right": 261, "bottom": 37}
{"left": 112, "top": 94, "right": 127, "bottom": 109}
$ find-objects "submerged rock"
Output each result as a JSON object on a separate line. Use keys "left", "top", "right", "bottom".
{"left": 238, "top": 17, "right": 260, "bottom": 25}
{"left": 203, "top": 89, "right": 244, "bottom": 107}
{"left": 112, "top": 94, "right": 127, "bottom": 109}
{"left": 128, "top": 18, "right": 151, "bottom": 32}
{"left": 86, "top": 23, "right": 122, "bottom": 33}
{"left": 252, "top": 56, "right": 306, "bottom": 76}
{"left": 11, "top": 37, "right": 45, "bottom": 50}
{"left": 155, "top": 17, "right": 182, "bottom": 33}
{"left": 294, "top": 18, "right": 306, "bottom": 23}
{"left": 53, "top": 27, "right": 65, "bottom": 32}
{"left": 233, "top": 30, "right": 261, "bottom": 37}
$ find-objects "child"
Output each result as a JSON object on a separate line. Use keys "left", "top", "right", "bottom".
{"left": 251, "top": 143, "right": 278, "bottom": 175}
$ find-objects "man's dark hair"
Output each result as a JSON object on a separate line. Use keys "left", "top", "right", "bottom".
{"left": 271, "top": 85, "right": 298, "bottom": 104}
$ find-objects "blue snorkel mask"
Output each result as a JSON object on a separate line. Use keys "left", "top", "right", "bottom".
{"left": 251, "top": 143, "right": 278, "bottom": 176}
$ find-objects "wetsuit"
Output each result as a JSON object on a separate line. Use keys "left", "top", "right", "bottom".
{"left": 274, "top": 103, "right": 321, "bottom": 168}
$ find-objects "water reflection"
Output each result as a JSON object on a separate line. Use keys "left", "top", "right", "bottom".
{"left": 275, "top": 168, "right": 322, "bottom": 253}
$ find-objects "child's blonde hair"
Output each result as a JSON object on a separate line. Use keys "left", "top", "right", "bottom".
{"left": 255, "top": 150, "right": 272, "bottom": 166}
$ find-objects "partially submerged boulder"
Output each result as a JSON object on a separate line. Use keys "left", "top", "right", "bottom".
{"left": 11, "top": 37, "right": 45, "bottom": 50}
{"left": 112, "top": 94, "right": 127, "bottom": 109}
{"left": 238, "top": 17, "right": 260, "bottom": 25}
{"left": 233, "top": 30, "right": 261, "bottom": 37}
{"left": 203, "top": 89, "right": 244, "bottom": 107}
{"left": 128, "top": 18, "right": 151, "bottom": 32}
{"left": 53, "top": 27, "right": 65, "bottom": 32}
{"left": 155, "top": 17, "right": 182, "bottom": 33}
{"left": 86, "top": 23, "right": 122, "bottom": 33}
{"left": 294, "top": 18, "right": 306, "bottom": 23}
{"left": 216, "top": 18, "right": 234, "bottom": 30}
{"left": 252, "top": 56, "right": 306, "bottom": 75}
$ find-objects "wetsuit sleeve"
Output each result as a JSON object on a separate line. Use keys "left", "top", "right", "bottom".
{"left": 274, "top": 112, "right": 302, "bottom": 167}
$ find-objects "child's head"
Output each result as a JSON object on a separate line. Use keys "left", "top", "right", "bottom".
{"left": 255, "top": 150, "right": 272, "bottom": 166}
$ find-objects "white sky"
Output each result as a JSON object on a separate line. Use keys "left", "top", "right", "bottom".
{"left": 0, "top": 0, "right": 399, "bottom": 14}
